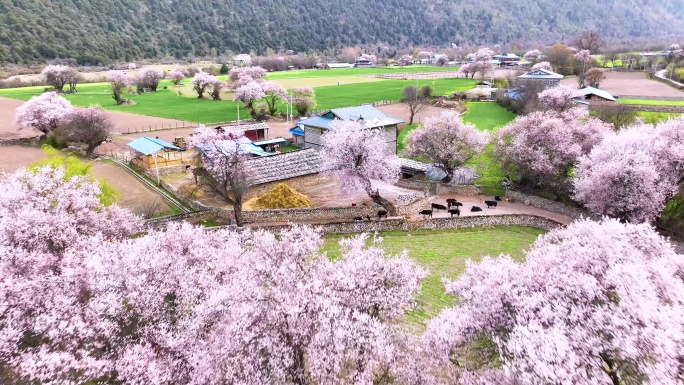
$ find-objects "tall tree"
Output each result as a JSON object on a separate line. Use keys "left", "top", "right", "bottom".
{"left": 41, "top": 65, "right": 80, "bottom": 93}
{"left": 107, "top": 70, "right": 132, "bottom": 105}
{"left": 191, "top": 71, "right": 218, "bottom": 99}
{"left": 570, "top": 30, "right": 606, "bottom": 53}
{"left": 262, "top": 80, "right": 287, "bottom": 115}
{"left": 424, "top": 218, "right": 684, "bottom": 385}
{"left": 400, "top": 85, "right": 430, "bottom": 124}
{"left": 14, "top": 91, "right": 73, "bottom": 134}
{"left": 188, "top": 125, "right": 251, "bottom": 225}
{"left": 495, "top": 107, "right": 610, "bottom": 194}
{"left": 167, "top": 70, "right": 185, "bottom": 85}
{"left": 134, "top": 67, "right": 164, "bottom": 92}
{"left": 291, "top": 86, "right": 316, "bottom": 116}
{"left": 234, "top": 81, "right": 266, "bottom": 117}
{"left": 404, "top": 111, "right": 489, "bottom": 180}
{"left": 321, "top": 120, "right": 401, "bottom": 215}
{"left": 59, "top": 107, "right": 113, "bottom": 155}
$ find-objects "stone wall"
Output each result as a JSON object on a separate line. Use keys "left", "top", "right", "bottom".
{"left": 243, "top": 205, "right": 378, "bottom": 222}
{"left": 507, "top": 191, "right": 600, "bottom": 220}
{"left": 251, "top": 214, "right": 563, "bottom": 234}
{"left": 0, "top": 138, "right": 39, "bottom": 147}
{"left": 396, "top": 178, "right": 483, "bottom": 196}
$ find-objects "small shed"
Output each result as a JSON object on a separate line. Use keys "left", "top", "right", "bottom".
{"left": 128, "top": 137, "right": 183, "bottom": 170}
{"left": 574, "top": 86, "right": 616, "bottom": 105}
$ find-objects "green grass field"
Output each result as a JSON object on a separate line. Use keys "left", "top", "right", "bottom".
{"left": 264, "top": 66, "right": 459, "bottom": 79}
{"left": 0, "top": 77, "right": 476, "bottom": 123}
{"left": 323, "top": 226, "right": 544, "bottom": 325}
{"left": 618, "top": 98, "right": 684, "bottom": 106}
{"left": 396, "top": 102, "right": 515, "bottom": 196}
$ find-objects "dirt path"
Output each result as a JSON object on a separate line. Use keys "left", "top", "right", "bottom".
{"left": 376, "top": 104, "right": 449, "bottom": 125}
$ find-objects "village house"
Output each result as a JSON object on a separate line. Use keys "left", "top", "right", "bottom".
{"left": 517, "top": 68, "right": 564, "bottom": 87}
{"left": 295, "top": 105, "right": 404, "bottom": 154}
{"left": 354, "top": 57, "right": 375, "bottom": 68}
{"left": 573, "top": 86, "right": 617, "bottom": 106}
{"left": 492, "top": 53, "right": 521, "bottom": 65}
{"left": 233, "top": 53, "right": 252, "bottom": 66}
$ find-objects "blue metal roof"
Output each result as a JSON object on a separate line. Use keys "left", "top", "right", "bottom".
{"left": 288, "top": 127, "right": 304, "bottom": 136}
{"left": 298, "top": 116, "right": 334, "bottom": 130}
{"left": 127, "top": 136, "right": 180, "bottom": 155}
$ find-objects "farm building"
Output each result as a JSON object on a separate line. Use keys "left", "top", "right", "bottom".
{"left": 210, "top": 122, "right": 269, "bottom": 142}
{"left": 573, "top": 86, "right": 616, "bottom": 105}
{"left": 324, "top": 63, "right": 354, "bottom": 69}
{"left": 517, "top": 68, "right": 564, "bottom": 86}
{"left": 287, "top": 125, "right": 305, "bottom": 145}
{"left": 297, "top": 105, "right": 404, "bottom": 154}
{"left": 233, "top": 54, "right": 252, "bottom": 66}
{"left": 354, "top": 57, "right": 375, "bottom": 68}
{"left": 493, "top": 53, "right": 521, "bottom": 65}
{"left": 128, "top": 136, "right": 183, "bottom": 170}
{"left": 246, "top": 149, "right": 322, "bottom": 185}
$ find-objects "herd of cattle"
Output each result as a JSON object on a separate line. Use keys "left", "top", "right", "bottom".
{"left": 353, "top": 196, "right": 504, "bottom": 221}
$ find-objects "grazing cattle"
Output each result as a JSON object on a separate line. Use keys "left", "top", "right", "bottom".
{"left": 484, "top": 200, "right": 497, "bottom": 208}
{"left": 448, "top": 209, "right": 460, "bottom": 217}
{"left": 378, "top": 210, "right": 388, "bottom": 219}
{"left": 354, "top": 216, "right": 363, "bottom": 221}
{"left": 446, "top": 198, "right": 458, "bottom": 206}
{"left": 366, "top": 215, "right": 372, "bottom": 221}
{"left": 431, "top": 203, "right": 447, "bottom": 211}
{"left": 495, "top": 196, "right": 502, "bottom": 201}
{"left": 471, "top": 206, "right": 483, "bottom": 212}
{"left": 419, "top": 209, "right": 433, "bottom": 218}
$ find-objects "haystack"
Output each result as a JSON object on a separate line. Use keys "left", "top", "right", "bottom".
{"left": 253, "top": 183, "right": 312, "bottom": 209}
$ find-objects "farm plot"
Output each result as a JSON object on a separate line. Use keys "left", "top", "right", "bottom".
{"left": 561, "top": 71, "right": 684, "bottom": 98}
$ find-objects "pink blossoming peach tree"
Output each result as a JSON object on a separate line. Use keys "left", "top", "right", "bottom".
{"left": 14, "top": 91, "right": 73, "bottom": 133}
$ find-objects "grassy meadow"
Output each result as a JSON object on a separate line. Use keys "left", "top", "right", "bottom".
{"left": 323, "top": 226, "right": 545, "bottom": 326}
{"left": 0, "top": 74, "right": 476, "bottom": 123}
{"left": 617, "top": 98, "right": 684, "bottom": 106}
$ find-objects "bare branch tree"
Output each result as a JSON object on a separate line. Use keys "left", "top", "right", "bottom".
{"left": 592, "top": 104, "right": 639, "bottom": 131}
{"left": 570, "top": 30, "right": 606, "bottom": 53}
{"left": 136, "top": 199, "right": 166, "bottom": 219}
{"left": 60, "top": 107, "right": 113, "bottom": 155}
{"left": 401, "top": 85, "right": 432, "bottom": 125}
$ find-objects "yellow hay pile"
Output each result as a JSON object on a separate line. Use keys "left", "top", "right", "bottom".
{"left": 251, "top": 183, "right": 312, "bottom": 209}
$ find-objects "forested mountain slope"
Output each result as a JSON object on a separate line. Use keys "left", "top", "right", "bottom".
{"left": 0, "top": 0, "right": 681, "bottom": 64}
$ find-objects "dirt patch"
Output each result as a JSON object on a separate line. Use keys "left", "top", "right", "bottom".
{"left": 0, "top": 145, "right": 48, "bottom": 173}
{"left": 376, "top": 103, "right": 451, "bottom": 125}
{"left": 561, "top": 71, "right": 684, "bottom": 98}
{"left": 0, "top": 97, "right": 42, "bottom": 139}
{"left": 89, "top": 161, "right": 173, "bottom": 213}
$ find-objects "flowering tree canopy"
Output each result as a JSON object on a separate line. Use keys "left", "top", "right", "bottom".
{"left": 471, "top": 47, "right": 494, "bottom": 79}
{"left": 0, "top": 165, "right": 139, "bottom": 255}
{"left": 261, "top": 80, "right": 287, "bottom": 115}
{"left": 167, "top": 70, "right": 185, "bottom": 85}
{"left": 234, "top": 81, "right": 266, "bottom": 112}
{"left": 458, "top": 62, "right": 476, "bottom": 78}
{"left": 134, "top": 67, "right": 164, "bottom": 92}
{"left": 191, "top": 71, "right": 218, "bottom": 99}
{"left": 537, "top": 84, "right": 578, "bottom": 112}
{"left": 41, "top": 65, "right": 80, "bottom": 92}
{"left": 291, "top": 86, "right": 315, "bottom": 116}
{"left": 424, "top": 218, "right": 684, "bottom": 385}
{"left": 574, "top": 49, "right": 594, "bottom": 64}
{"left": 106, "top": 70, "right": 133, "bottom": 105}
{"left": 228, "top": 66, "right": 267, "bottom": 87}
{"left": 584, "top": 67, "right": 606, "bottom": 87}
{"left": 128, "top": 62, "right": 137, "bottom": 70}
{"left": 404, "top": 111, "right": 489, "bottom": 179}
{"left": 0, "top": 167, "right": 426, "bottom": 384}
{"left": 575, "top": 116, "right": 684, "bottom": 223}
{"left": 523, "top": 49, "right": 542, "bottom": 60}
{"left": 530, "top": 61, "right": 553, "bottom": 71}
{"left": 321, "top": 120, "right": 401, "bottom": 215}
{"left": 14, "top": 91, "right": 73, "bottom": 133}
{"left": 417, "top": 50, "right": 432, "bottom": 59}
{"left": 496, "top": 109, "right": 610, "bottom": 193}
{"left": 188, "top": 125, "right": 252, "bottom": 225}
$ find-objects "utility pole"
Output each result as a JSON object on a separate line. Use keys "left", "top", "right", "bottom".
{"left": 237, "top": 104, "right": 240, "bottom": 126}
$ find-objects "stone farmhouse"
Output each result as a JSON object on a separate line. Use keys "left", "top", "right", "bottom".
{"left": 295, "top": 105, "right": 404, "bottom": 154}
{"left": 517, "top": 68, "right": 564, "bottom": 87}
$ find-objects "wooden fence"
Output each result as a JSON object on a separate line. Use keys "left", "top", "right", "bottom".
{"left": 117, "top": 119, "right": 257, "bottom": 135}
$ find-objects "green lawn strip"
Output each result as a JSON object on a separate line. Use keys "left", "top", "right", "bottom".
{"left": 636, "top": 111, "right": 682, "bottom": 124}
{"left": 313, "top": 78, "right": 476, "bottom": 111}
{"left": 617, "top": 98, "right": 684, "bottom": 106}
{"left": 0, "top": 78, "right": 476, "bottom": 123}
{"left": 396, "top": 123, "right": 420, "bottom": 154}
{"left": 265, "top": 66, "right": 459, "bottom": 79}
{"left": 279, "top": 144, "right": 301, "bottom": 153}
{"left": 323, "top": 226, "right": 545, "bottom": 326}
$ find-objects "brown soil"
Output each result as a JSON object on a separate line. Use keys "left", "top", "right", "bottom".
{"left": 0, "top": 97, "right": 42, "bottom": 139}
{"left": 561, "top": 71, "right": 684, "bottom": 97}
{"left": 376, "top": 104, "right": 451, "bottom": 125}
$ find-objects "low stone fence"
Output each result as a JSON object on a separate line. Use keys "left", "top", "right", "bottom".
{"left": 251, "top": 214, "right": 563, "bottom": 234}
{"left": 396, "top": 179, "right": 483, "bottom": 196}
{"left": 243, "top": 206, "right": 378, "bottom": 222}
{"left": 0, "top": 137, "right": 39, "bottom": 147}
{"left": 507, "top": 191, "right": 599, "bottom": 220}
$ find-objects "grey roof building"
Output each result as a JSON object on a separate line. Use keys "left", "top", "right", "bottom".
{"left": 246, "top": 148, "right": 322, "bottom": 185}
{"left": 517, "top": 68, "right": 564, "bottom": 86}
{"left": 297, "top": 105, "right": 404, "bottom": 154}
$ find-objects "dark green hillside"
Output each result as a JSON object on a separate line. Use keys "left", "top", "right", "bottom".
{"left": 0, "top": 0, "right": 682, "bottom": 64}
